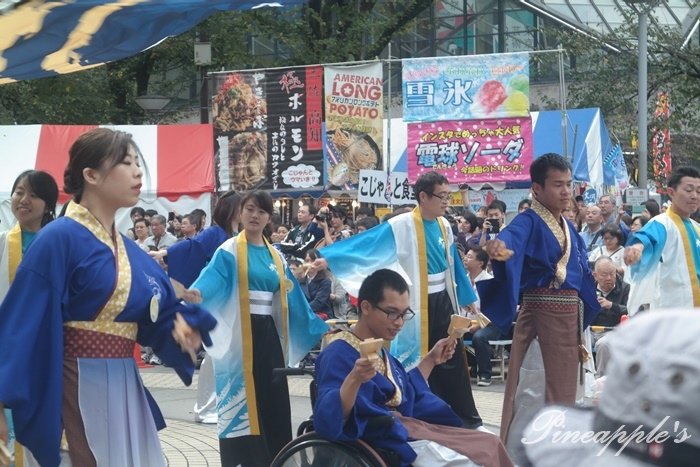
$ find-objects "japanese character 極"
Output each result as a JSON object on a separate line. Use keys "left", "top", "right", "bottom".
{"left": 279, "top": 71, "right": 304, "bottom": 94}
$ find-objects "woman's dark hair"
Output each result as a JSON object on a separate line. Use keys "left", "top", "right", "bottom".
{"left": 601, "top": 225, "right": 624, "bottom": 246}
{"left": 12, "top": 170, "right": 59, "bottom": 227}
{"left": 212, "top": 190, "right": 242, "bottom": 238}
{"left": 462, "top": 211, "right": 478, "bottom": 233}
{"left": 642, "top": 199, "right": 660, "bottom": 218}
{"left": 306, "top": 248, "right": 327, "bottom": 279}
{"left": 64, "top": 128, "right": 137, "bottom": 203}
{"left": 357, "top": 269, "right": 409, "bottom": 316}
{"left": 632, "top": 215, "right": 648, "bottom": 229}
{"left": 130, "top": 206, "right": 146, "bottom": 219}
{"left": 241, "top": 190, "right": 274, "bottom": 217}
{"left": 190, "top": 208, "right": 206, "bottom": 231}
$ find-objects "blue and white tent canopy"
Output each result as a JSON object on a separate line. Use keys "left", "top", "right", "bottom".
{"left": 0, "top": 0, "right": 298, "bottom": 84}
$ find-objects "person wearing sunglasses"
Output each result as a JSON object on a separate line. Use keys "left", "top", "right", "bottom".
{"left": 315, "top": 170, "right": 482, "bottom": 430}
{"left": 314, "top": 269, "right": 513, "bottom": 467}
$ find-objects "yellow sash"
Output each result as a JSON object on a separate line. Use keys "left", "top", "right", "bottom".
{"left": 411, "top": 208, "right": 449, "bottom": 357}
{"left": 667, "top": 206, "right": 700, "bottom": 306}
{"left": 531, "top": 198, "right": 571, "bottom": 288}
{"left": 235, "top": 231, "right": 289, "bottom": 435}
{"left": 6, "top": 223, "right": 22, "bottom": 285}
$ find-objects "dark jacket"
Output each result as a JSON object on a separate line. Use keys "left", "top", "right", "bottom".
{"left": 592, "top": 276, "right": 630, "bottom": 327}
{"left": 301, "top": 273, "right": 333, "bottom": 319}
{"left": 281, "top": 222, "right": 324, "bottom": 259}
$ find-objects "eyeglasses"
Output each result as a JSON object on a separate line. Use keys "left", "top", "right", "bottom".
{"left": 429, "top": 192, "right": 452, "bottom": 203}
{"left": 374, "top": 304, "right": 415, "bottom": 321}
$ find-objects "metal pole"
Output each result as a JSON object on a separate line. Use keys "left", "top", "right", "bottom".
{"left": 558, "top": 49, "right": 568, "bottom": 159}
{"left": 387, "top": 43, "right": 392, "bottom": 206}
{"left": 637, "top": 10, "right": 648, "bottom": 189}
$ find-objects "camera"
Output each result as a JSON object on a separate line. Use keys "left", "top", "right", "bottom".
{"left": 486, "top": 218, "right": 500, "bottom": 234}
{"left": 315, "top": 213, "right": 329, "bottom": 223}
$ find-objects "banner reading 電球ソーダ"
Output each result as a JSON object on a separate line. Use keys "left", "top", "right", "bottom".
{"left": 324, "top": 63, "right": 384, "bottom": 190}
{"left": 402, "top": 53, "right": 529, "bottom": 122}
{"left": 407, "top": 117, "right": 533, "bottom": 183}
{"left": 212, "top": 66, "right": 324, "bottom": 192}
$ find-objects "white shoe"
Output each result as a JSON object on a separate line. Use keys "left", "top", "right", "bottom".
{"left": 149, "top": 355, "right": 162, "bottom": 365}
{"left": 475, "top": 425, "right": 494, "bottom": 434}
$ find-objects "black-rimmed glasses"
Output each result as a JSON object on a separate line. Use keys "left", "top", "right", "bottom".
{"left": 429, "top": 192, "right": 452, "bottom": 203}
{"left": 374, "top": 304, "right": 416, "bottom": 321}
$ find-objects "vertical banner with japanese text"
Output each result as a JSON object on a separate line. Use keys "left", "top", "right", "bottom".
{"left": 406, "top": 117, "right": 533, "bottom": 183}
{"left": 402, "top": 53, "right": 529, "bottom": 122}
{"left": 324, "top": 63, "right": 384, "bottom": 190}
{"left": 212, "top": 66, "right": 324, "bottom": 192}
{"left": 651, "top": 92, "right": 671, "bottom": 193}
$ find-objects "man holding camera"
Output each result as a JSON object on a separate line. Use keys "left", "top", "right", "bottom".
{"left": 478, "top": 201, "right": 506, "bottom": 247}
{"left": 281, "top": 202, "right": 324, "bottom": 259}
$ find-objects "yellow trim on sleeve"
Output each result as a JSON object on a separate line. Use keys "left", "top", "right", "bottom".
{"left": 667, "top": 207, "right": 700, "bottom": 307}
{"left": 412, "top": 208, "right": 429, "bottom": 357}
{"left": 7, "top": 223, "right": 22, "bottom": 284}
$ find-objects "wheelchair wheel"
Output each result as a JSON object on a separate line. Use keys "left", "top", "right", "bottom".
{"left": 271, "top": 432, "right": 388, "bottom": 467}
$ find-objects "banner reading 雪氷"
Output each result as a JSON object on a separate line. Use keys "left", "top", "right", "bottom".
{"left": 402, "top": 53, "right": 529, "bottom": 122}
{"left": 323, "top": 63, "right": 384, "bottom": 190}
{"left": 407, "top": 117, "right": 533, "bottom": 183}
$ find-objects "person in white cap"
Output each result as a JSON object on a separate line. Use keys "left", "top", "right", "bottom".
{"left": 624, "top": 166, "right": 700, "bottom": 314}
{"left": 521, "top": 309, "right": 700, "bottom": 467}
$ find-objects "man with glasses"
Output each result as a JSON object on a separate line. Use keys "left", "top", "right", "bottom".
{"left": 315, "top": 269, "right": 513, "bottom": 467}
{"left": 315, "top": 171, "right": 484, "bottom": 429}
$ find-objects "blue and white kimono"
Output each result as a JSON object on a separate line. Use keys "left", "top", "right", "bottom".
{"left": 626, "top": 207, "right": 700, "bottom": 314}
{"left": 191, "top": 232, "right": 327, "bottom": 440}
{"left": 0, "top": 202, "right": 216, "bottom": 467}
{"left": 167, "top": 224, "right": 229, "bottom": 288}
{"left": 320, "top": 209, "right": 476, "bottom": 369}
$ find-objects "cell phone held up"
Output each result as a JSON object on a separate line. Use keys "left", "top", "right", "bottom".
{"left": 486, "top": 218, "right": 500, "bottom": 234}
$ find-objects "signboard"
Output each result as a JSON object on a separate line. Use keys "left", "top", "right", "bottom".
{"left": 212, "top": 66, "right": 324, "bottom": 192}
{"left": 407, "top": 117, "right": 533, "bottom": 183}
{"left": 402, "top": 53, "right": 529, "bottom": 122}
{"left": 652, "top": 92, "right": 671, "bottom": 193}
{"left": 625, "top": 188, "right": 648, "bottom": 205}
{"left": 357, "top": 170, "right": 416, "bottom": 206}
{"left": 324, "top": 63, "right": 384, "bottom": 190}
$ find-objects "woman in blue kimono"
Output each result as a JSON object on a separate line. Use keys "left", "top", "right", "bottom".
{"left": 0, "top": 128, "right": 216, "bottom": 467}
{"left": 1, "top": 170, "right": 59, "bottom": 466}
{"left": 185, "top": 190, "right": 327, "bottom": 467}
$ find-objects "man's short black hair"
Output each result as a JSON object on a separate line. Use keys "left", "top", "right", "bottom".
{"left": 530, "top": 153, "right": 572, "bottom": 187}
{"left": 487, "top": 200, "right": 506, "bottom": 214}
{"left": 601, "top": 225, "right": 624, "bottom": 245}
{"left": 668, "top": 166, "right": 700, "bottom": 190}
{"left": 357, "top": 269, "right": 409, "bottom": 315}
{"left": 641, "top": 199, "right": 659, "bottom": 218}
{"left": 413, "top": 171, "right": 449, "bottom": 201}
{"left": 301, "top": 202, "right": 318, "bottom": 216}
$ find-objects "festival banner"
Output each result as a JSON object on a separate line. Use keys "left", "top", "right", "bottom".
{"left": 358, "top": 170, "right": 416, "bottom": 206}
{"left": 212, "top": 66, "right": 324, "bottom": 192}
{"left": 407, "top": 117, "right": 533, "bottom": 184}
{"left": 324, "top": 63, "right": 384, "bottom": 190}
{"left": 651, "top": 92, "right": 671, "bottom": 193}
{"left": 402, "top": 53, "right": 529, "bottom": 122}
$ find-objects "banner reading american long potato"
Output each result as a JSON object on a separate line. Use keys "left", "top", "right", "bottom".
{"left": 407, "top": 117, "right": 533, "bottom": 183}
{"left": 324, "top": 63, "right": 384, "bottom": 190}
{"left": 402, "top": 53, "right": 529, "bottom": 122}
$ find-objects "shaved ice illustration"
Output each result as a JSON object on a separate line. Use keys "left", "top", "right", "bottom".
{"left": 503, "top": 90, "right": 528, "bottom": 114}
{"left": 472, "top": 80, "right": 507, "bottom": 115}
{"left": 508, "top": 74, "right": 529, "bottom": 95}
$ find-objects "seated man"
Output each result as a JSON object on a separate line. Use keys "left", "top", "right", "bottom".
{"left": 590, "top": 256, "right": 629, "bottom": 376}
{"left": 314, "top": 269, "right": 513, "bottom": 467}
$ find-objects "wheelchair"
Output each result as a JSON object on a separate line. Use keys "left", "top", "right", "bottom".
{"left": 270, "top": 366, "right": 399, "bottom": 467}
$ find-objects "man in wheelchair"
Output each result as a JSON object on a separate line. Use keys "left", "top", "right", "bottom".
{"left": 313, "top": 269, "right": 513, "bottom": 467}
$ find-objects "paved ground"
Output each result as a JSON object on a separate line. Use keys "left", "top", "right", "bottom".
{"left": 144, "top": 366, "right": 506, "bottom": 465}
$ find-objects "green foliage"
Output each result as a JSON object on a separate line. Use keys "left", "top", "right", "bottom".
{"left": 538, "top": 9, "right": 699, "bottom": 168}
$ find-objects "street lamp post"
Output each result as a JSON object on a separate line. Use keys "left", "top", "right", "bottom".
{"left": 627, "top": 0, "right": 658, "bottom": 190}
